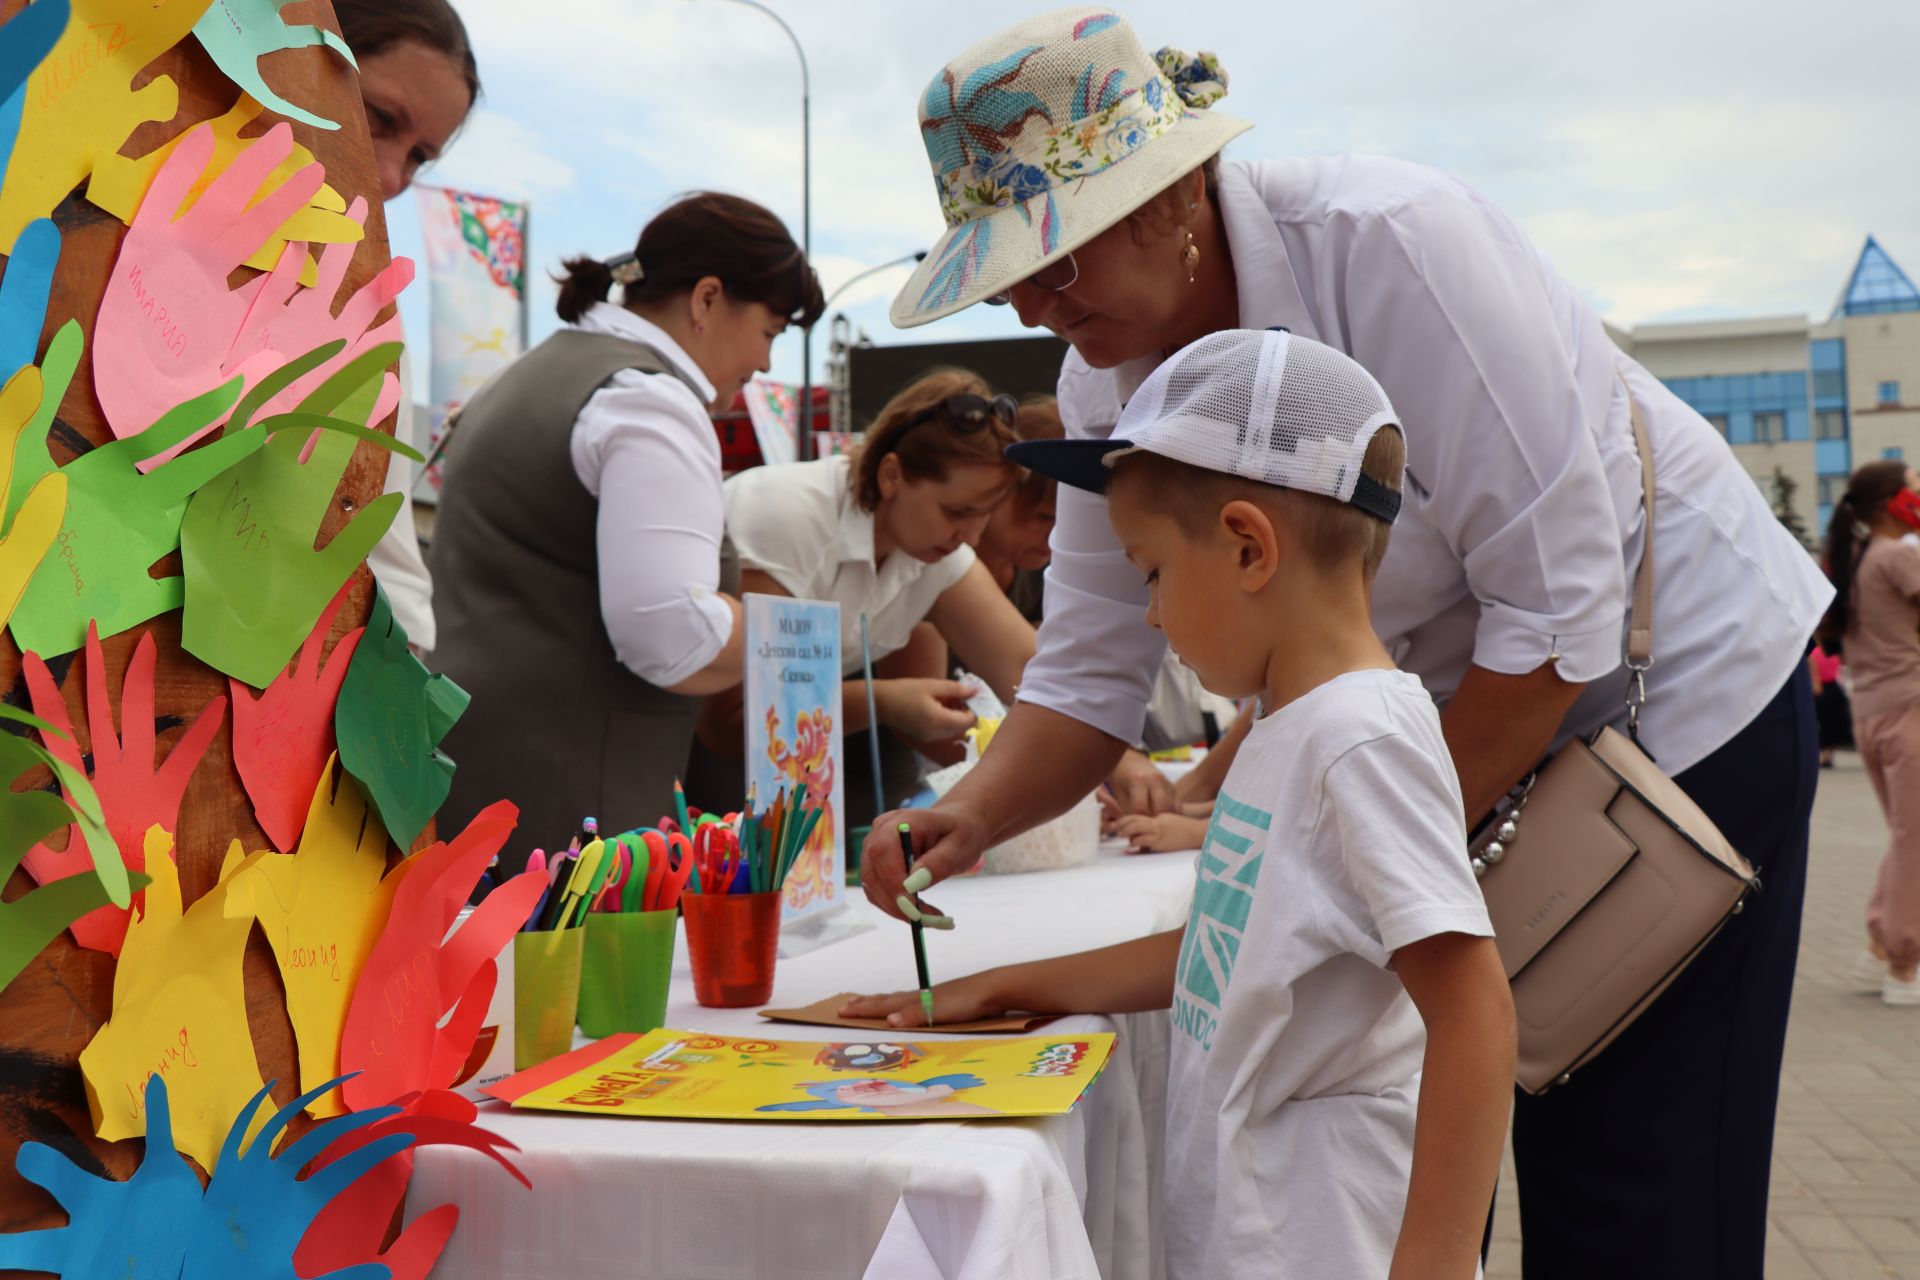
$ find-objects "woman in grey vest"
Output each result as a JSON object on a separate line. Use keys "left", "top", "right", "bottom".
{"left": 429, "top": 193, "right": 823, "bottom": 869}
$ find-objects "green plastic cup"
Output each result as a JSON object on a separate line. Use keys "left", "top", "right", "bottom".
{"left": 513, "top": 927, "right": 585, "bottom": 1069}
{"left": 576, "top": 909, "right": 678, "bottom": 1039}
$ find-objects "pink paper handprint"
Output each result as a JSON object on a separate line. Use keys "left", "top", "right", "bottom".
{"left": 19, "top": 623, "right": 228, "bottom": 956}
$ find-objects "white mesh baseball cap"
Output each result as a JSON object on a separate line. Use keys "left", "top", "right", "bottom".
{"left": 1008, "top": 329, "right": 1404, "bottom": 523}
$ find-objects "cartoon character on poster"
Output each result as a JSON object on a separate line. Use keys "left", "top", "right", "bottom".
{"left": 743, "top": 594, "right": 845, "bottom": 923}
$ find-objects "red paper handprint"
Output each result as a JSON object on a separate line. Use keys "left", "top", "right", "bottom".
{"left": 19, "top": 623, "right": 228, "bottom": 955}
{"left": 230, "top": 582, "right": 365, "bottom": 852}
{"left": 338, "top": 802, "right": 545, "bottom": 1113}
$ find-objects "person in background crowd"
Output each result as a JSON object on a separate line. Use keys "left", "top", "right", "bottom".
{"left": 429, "top": 193, "right": 822, "bottom": 869}
{"left": 335, "top": 0, "right": 483, "bottom": 650}
{"left": 1808, "top": 641, "right": 1851, "bottom": 768}
{"left": 862, "top": 9, "right": 1832, "bottom": 1277}
{"left": 1821, "top": 461, "right": 1920, "bottom": 1006}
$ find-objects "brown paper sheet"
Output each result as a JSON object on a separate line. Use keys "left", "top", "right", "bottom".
{"left": 758, "top": 992, "right": 1058, "bottom": 1035}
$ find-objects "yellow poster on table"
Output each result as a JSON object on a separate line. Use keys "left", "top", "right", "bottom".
{"left": 487, "top": 1028, "right": 1116, "bottom": 1121}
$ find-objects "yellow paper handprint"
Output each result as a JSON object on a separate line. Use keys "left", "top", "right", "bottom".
{"left": 77, "top": 827, "right": 270, "bottom": 1175}
{"left": 87, "top": 94, "right": 362, "bottom": 285}
{"left": 0, "top": 0, "right": 217, "bottom": 251}
{"left": 0, "top": 360, "right": 66, "bottom": 630}
{"left": 223, "top": 759, "right": 401, "bottom": 1118}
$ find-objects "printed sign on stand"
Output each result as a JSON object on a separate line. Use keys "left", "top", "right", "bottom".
{"left": 743, "top": 594, "right": 844, "bottom": 923}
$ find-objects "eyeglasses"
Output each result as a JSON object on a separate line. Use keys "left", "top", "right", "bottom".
{"left": 984, "top": 252, "right": 1079, "bottom": 306}
{"left": 900, "top": 393, "right": 1019, "bottom": 436}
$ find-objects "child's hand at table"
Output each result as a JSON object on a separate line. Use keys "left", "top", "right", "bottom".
{"left": 1112, "top": 812, "right": 1211, "bottom": 853}
{"left": 840, "top": 973, "right": 1008, "bottom": 1028}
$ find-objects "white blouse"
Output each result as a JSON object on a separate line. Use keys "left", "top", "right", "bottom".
{"left": 1023, "top": 156, "right": 1832, "bottom": 776}
{"left": 724, "top": 454, "right": 976, "bottom": 674}
{"left": 566, "top": 303, "right": 734, "bottom": 688}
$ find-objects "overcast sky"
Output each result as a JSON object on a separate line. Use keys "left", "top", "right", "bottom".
{"left": 386, "top": 0, "right": 1920, "bottom": 388}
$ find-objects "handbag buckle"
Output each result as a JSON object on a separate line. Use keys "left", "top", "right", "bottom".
{"left": 1624, "top": 658, "right": 1653, "bottom": 745}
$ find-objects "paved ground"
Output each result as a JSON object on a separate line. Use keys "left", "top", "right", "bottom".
{"left": 1486, "top": 752, "right": 1920, "bottom": 1279}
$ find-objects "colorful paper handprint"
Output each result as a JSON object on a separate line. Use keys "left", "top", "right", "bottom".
{"left": 19, "top": 623, "right": 227, "bottom": 955}
{"left": 0, "top": 1, "right": 71, "bottom": 205}
{"left": 336, "top": 586, "right": 469, "bottom": 848}
{"left": 195, "top": 0, "right": 357, "bottom": 130}
{"left": 0, "top": 217, "right": 58, "bottom": 376}
{"left": 0, "top": 0, "right": 217, "bottom": 252}
{"left": 0, "top": 1071, "right": 420, "bottom": 1277}
{"left": 77, "top": 828, "right": 269, "bottom": 1173}
{"left": 0, "top": 351, "right": 68, "bottom": 634}
{"left": 91, "top": 119, "right": 319, "bottom": 462}
{"left": 231, "top": 581, "right": 365, "bottom": 851}
{"left": 0, "top": 702, "right": 122, "bottom": 903}
{"left": 180, "top": 343, "right": 417, "bottom": 688}
{"left": 223, "top": 760, "right": 400, "bottom": 1117}
{"left": 339, "top": 801, "right": 546, "bottom": 1113}
{"left": 87, "top": 94, "right": 364, "bottom": 286}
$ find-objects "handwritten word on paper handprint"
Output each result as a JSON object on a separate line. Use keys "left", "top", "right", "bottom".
{"left": 92, "top": 119, "right": 318, "bottom": 461}
{"left": 77, "top": 828, "right": 270, "bottom": 1174}
{"left": 0, "top": 1072, "right": 420, "bottom": 1278}
{"left": 88, "top": 94, "right": 362, "bottom": 285}
{"left": 0, "top": 350, "right": 68, "bottom": 632}
{"left": 180, "top": 344, "right": 418, "bottom": 688}
{"left": 232, "top": 581, "right": 364, "bottom": 851}
{"left": 337, "top": 586, "right": 469, "bottom": 848}
{"left": 224, "top": 761, "right": 400, "bottom": 1117}
{"left": 195, "top": 0, "right": 357, "bottom": 130}
{"left": 0, "top": 0, "right": 217, "bottom": 252}
{"left": 340, "top": 802, "right": 546, "bottom": 1112}
{"left": 19, "top": 623, "right": 225, "bottom": 955}
{"left": 0, "top": 1, "right": 71, "bottom": 211}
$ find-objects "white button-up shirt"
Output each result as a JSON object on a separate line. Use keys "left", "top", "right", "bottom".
{"left": 724, "top": 454, "right": 977, "bottom": 674}
{"left": 1023, "top": 156, "right": 1833, "bottom": 775}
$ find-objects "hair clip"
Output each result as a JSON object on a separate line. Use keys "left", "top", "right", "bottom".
{"left": 607, "top": 252, "right": 645, "bottom": 286}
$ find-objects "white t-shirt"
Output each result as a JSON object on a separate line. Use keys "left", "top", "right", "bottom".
{"left": 1166, "top": 667, "right": 1493, "bottom": 1278}
{"left": 723, "top": 454, "right": 976, "bottom": 673}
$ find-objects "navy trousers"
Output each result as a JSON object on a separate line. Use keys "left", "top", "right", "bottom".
{"left": 1510, "top": 669, "right": 1818, "bottom": 1277}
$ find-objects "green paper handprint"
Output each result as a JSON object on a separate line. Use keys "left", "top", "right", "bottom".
{"left": 180, "top": 342, "right": 419, "bottom": 688}
{"left": 193, "top": 0, "right": 358, "bottom": 132}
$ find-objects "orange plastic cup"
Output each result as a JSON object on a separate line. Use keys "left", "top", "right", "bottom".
{"left": 682, "top": 890, "right": 781, "bottom": 1007}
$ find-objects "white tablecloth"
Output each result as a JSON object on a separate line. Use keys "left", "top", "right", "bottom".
{"left": 408, "top": 843, "right": 1197, "bottom": 1280}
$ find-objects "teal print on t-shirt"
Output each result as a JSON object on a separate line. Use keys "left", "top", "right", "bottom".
{"left": 1172, "top": 788, "right": 1271, "bottom": 1053}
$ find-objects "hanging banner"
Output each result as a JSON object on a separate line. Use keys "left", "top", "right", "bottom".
{"left": 414, "top": 184, "right": 529, "bottom": 503}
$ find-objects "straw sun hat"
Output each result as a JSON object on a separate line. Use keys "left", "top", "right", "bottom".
{"left": 890, "top": 6, "right": 1251, "bottom": 328}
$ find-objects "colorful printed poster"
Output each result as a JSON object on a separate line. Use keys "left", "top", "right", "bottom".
{"left": 744, "top": 593, "right": 844, "bottom": 924}
{"left": 487, "top": 1028, "right": 1115, "bottom": 1121}
{"left": 414, "top": 183, "right": 528, "bottom": 503}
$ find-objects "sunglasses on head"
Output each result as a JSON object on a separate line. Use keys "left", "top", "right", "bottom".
{"left": 985, "top": 251, "right": 1079, "bottom": 306}
{"left": 901, "top": 393, "right": 1019, "bottom": 435}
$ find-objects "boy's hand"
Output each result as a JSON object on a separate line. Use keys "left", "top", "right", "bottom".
{"left": 1105, "top": 748, "right": 1176, "bottom": 816}
{"left": 1112, "top": 812, "right": 1210, "bottom": 853}
{"left": 861, "top": 805, "right": 988, "bottom": 922}
{"left": 839, "top": 972, "right": 1007, "bottom": 1028}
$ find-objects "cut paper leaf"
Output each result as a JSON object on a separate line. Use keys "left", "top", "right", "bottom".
{"left": 0, "top": 1, "right": 71, "bottom": 209}
{"left": 0, "top": 1071, "right": 415, "bottom": 1279}
{"left": 5, "top": 322, "right": 270, "bottom": 656}
{"left": 0, "top": 216, "right": 59, "bottom": 376}
{"left": 77, "top": 828, "right": 269, "bottom": 1173}
{"left": 195, "top": 0, "right": 357, "bottom": 130}
{"left": 180, "top": 344, "right": 413, "bottom": 688}
{"left": 222, "top": 759, "right": 399, "bottom": 1117}
{"left": 0, "top": 773, "right": 148, "bottom": 996}
{"left": 0, "top": 357, "right": 67, "bottom": 633}
{"left": 19, "top": 622, "right": 226, "bottom": 955}
{"left": 92, "top": 118, "right": 318, "bottom": 463}
{"left": 87, "top": 93, "right": 361, "bottom": 285}
{"left": 0, "top": 0, "right": 217, "bottom": 252}
{"left": 232, "top": 581, "right": 365, "bottom": 851}
{"left": 339, "top": 801, "right": 545, "bottom": 1112}
{"left": 296, "top": 1088, "right": 529, "bottom": 1280}
{"left": 336, "top": 586, "right": 469, "bottom": 848}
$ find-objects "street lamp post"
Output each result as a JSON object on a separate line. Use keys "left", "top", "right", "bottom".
{"left": 822, "top": 251, "right": 926, "bottom": 436}
{"left": 821, "top": 250, "right": 928, "bottom": 316}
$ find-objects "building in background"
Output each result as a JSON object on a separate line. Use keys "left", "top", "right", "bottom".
{"left": 1616, "top": 236, "right": 1920, "bottom": 541}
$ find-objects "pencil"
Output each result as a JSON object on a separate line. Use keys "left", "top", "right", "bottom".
{"left": 672, "top": 777, "right": 692, "bottom": 836}
{"left": 898, "top": 822, "right": 934, "bottom": 1026}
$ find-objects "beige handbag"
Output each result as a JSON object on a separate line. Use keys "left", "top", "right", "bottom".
{"left": 1469, "top": 389, "right": 1759, "bottom": 1095}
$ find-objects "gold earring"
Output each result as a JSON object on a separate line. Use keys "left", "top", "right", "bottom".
{"left": 1182, "top": 230, "right": 1199, "bottom": 283}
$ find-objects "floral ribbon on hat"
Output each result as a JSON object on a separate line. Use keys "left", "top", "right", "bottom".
{"left": 1154, "top": 47, "right": 1229, "bottom": 110}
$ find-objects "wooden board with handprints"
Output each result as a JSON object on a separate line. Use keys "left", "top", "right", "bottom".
{"left": 0, "top": 0, "right": 406, "bottom": 1229}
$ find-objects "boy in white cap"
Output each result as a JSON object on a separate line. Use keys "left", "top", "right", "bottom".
{"left": 844, "top": 329, "right": 1515, "bottom": 1278}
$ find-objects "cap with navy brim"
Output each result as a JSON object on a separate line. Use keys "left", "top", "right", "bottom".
{"left": 1005, "top": 437, "right": 1135, "bottom": 495}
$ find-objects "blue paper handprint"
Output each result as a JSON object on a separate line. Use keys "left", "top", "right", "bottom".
{"left": 0, "top": 217, "right": 58, "bottom": 376}
{"left": 0, "top": 0, "right": 69, "bottom": 198}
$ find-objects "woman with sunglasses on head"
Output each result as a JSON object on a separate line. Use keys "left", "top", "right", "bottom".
{"left": 704, "top": 369, "right": 1041, "bottom": 828}
{"left": 859, "top": 9, "right": 1833, "bottom": 1279}
{"left": 428, "top": 192, "right": 822, "bottom": 871}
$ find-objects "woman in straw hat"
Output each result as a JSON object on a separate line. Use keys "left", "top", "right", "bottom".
{"left": 861, "top": 7, "right": 1831, "bottom": 1277}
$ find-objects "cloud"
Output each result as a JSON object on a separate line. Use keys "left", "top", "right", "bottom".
{"left": 424, "top": 107, "right": 579, "bottom": 200}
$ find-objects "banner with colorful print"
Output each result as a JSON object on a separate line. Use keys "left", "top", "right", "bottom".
{"left": 414, "top": 184, "right": 529, "bottom": 503}
{"left": 744, "top": 594, "right": 844, "bottom": 924}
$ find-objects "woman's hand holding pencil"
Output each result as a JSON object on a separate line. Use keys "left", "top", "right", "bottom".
{"left": 860, "top": 806, "right": 984, "bottom": 926}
